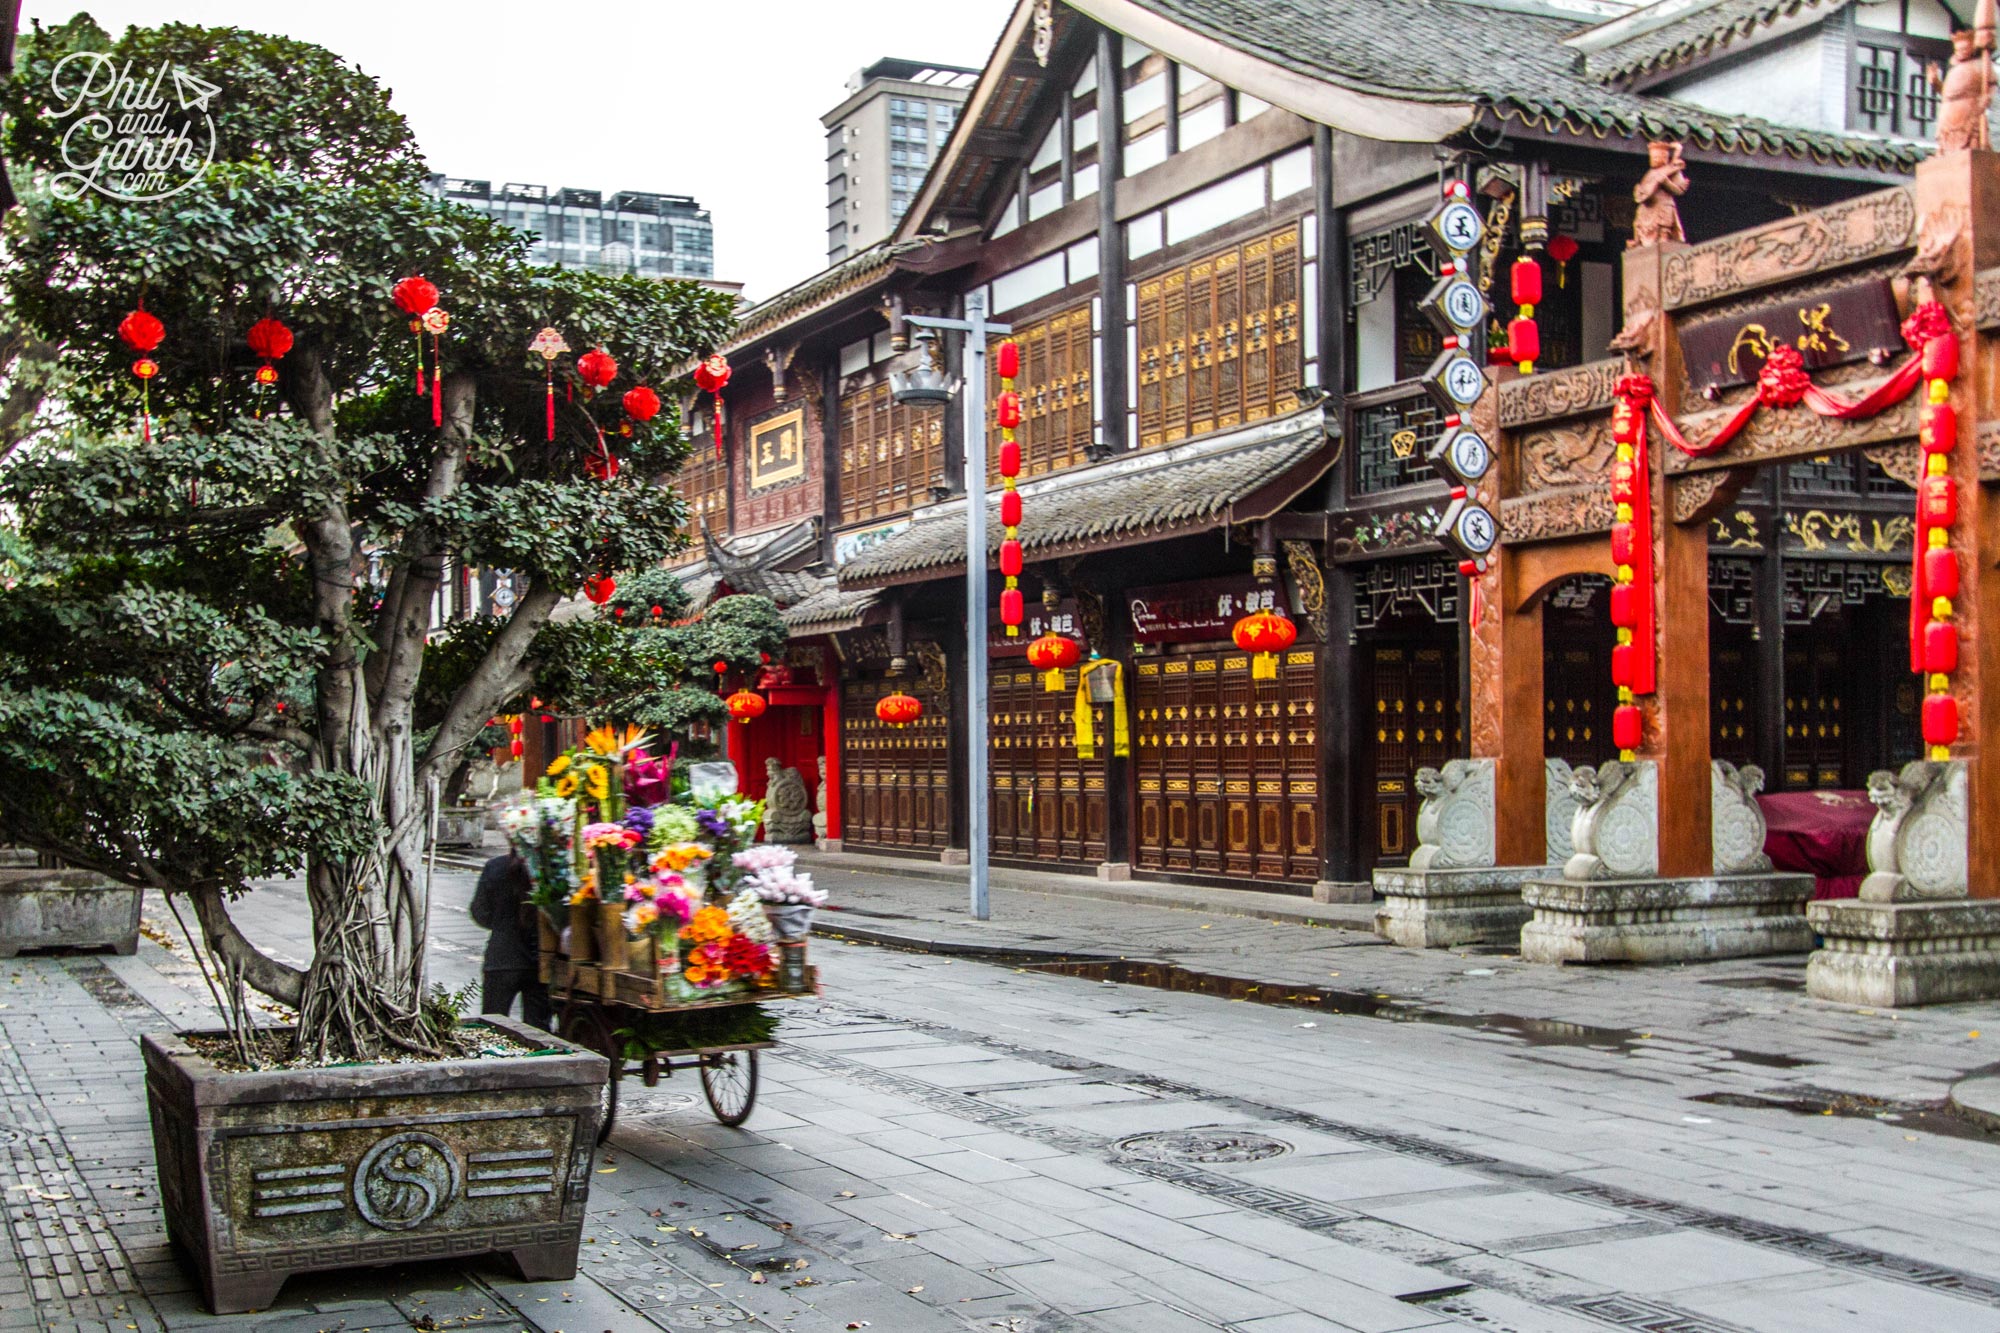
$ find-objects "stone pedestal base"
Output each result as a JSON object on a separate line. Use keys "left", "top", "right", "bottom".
{"left": 1372, "top": 866, "right": 1541, "bottom": 947}
{"left": 816, "top": 838, "right": 843, "bottom": 853}
{"left": 1806, "top": 898, "right": 2000, "bottom": 1007}
{"left": 1096, "top": 862, "right": 1133, "bottom": 882}
{"left": 939, "top": 848, "right": 969, "bottom": 866}
{"left": 1313, "top": 880, "right": 1373, "bottom": 904}
{"left": 1519, "top": 873, "right": 1814, "bottom": 965}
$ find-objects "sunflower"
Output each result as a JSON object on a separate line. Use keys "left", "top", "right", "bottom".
{"left": 545, "top": 754, "right": 572, "bottom": 777}
{"left": 585, "top": 765, "right": 610, "bottom": 801}
{"left": 553, "top": 773, "right": 578, "bottom": 798}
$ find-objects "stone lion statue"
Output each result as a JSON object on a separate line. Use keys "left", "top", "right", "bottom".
{"left": 763, "top": 758, "right": 814, "bottom": 844}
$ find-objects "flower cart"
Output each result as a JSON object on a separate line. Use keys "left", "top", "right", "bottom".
{"left": 503, "top": 732, "right": 827, "bottom": 1141}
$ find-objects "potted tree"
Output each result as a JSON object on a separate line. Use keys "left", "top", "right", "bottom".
{"left": 0, "top": 19, "right": 735, "bottom": 1314}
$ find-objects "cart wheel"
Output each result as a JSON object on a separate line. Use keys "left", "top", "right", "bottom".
{"left": 562, "top": 1006, "right": 622, "bottom": 1144}
{"left": 700, "top": 1050, "right": 759, "bottom": 1127}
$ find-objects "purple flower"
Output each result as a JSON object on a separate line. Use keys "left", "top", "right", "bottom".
{"left": 696, "top": 808, "right": 730, "bottom": 839}
{"left": 623, "top": 805, "right": 655, "bottom": 838}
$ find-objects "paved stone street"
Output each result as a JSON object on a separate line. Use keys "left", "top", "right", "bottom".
{"left": 3, "top": 855, "right": 2000, "bottom": 1331}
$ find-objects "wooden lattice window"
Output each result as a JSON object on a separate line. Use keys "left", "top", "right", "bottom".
{"left": 667, "top": 445, "right": 729, "bottom": 565}
{"left": 987, "top": 303, "right": 1094, "bottom": 480}
{"left": 838, "top": 383, "right": 945, "bottom": 525}
{"left": 1136, "top": 222, "right": 1302, "bottom": 448}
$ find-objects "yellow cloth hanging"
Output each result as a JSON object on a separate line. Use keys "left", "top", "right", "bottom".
{"left": 1074, "top": 660, "right": 1129, "bottom": 759}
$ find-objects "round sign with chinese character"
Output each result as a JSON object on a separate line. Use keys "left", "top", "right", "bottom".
{"left": 1453, "top": 503, "right": 1499, "bottom": 557}
{"left": 1440, "top": 280, "right": 1486, "bottom": 331}
{"left": 1438, "top": 428, "right": 1492, "bottom": 484}
{"left": 1433, "top": 200, "right": 1483, "bottom": 254}
{"left": 1442, "top": 356, "right": 1486, "bottom": 406}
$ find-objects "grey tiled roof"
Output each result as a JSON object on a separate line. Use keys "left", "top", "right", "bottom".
{"left": 724, "top": 239, "right": 937, "bottom": 354}
{"left": 1118, "top": 0, "right": 1926, "bottom": 171}
{"left": 836, "top": 405, "right": 1332, "bottom": 587}
{"left": 780, "top": 582, "right": 882, "bottom": 635}
{"left": 1578, "top": 0, "right": 1845, "bottom": 84}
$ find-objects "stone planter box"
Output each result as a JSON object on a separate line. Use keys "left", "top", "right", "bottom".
{"left": 142, "top": 1015, "right": 608, "bottom": 1314}
{"left": 0, "top": 867, "right": 142, "bottom": 957}
{"left": 435, "top": 807, "right": 489, "bottom": 849}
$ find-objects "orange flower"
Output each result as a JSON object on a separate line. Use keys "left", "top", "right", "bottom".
{"left": 680, "top": 905, "right": 731, "bottom": 945}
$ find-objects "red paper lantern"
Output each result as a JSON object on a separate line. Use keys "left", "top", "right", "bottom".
{"left": 1612, "top": 703, "right": 1643, "bottom": 751}
{"left": 119, "top": 307, "right": 165, "bottom": 352}
{"left": 1923, "top": 620, "right": 1960, "bottom": 674}
{"left": 725, "top": 689, "right": 768, "bottom": 722}
{"left": 1231, "top": 609, "right": 1298, "bottom": 655}
{"left": 1611, "top": 399, "right": 1639, "bottom": 445}
{"left": 1923, "top": 692, "right": 1960, "bottom": 746}
{"left": 876, "top": 692, "right": 924, "bottom": 726}
{"left": 1610, "top": 522, "right": 1636, "bottom": 567}
{"left": 1925, "top": 547, "right": 1959, "bottom": 599}
{"left": 623, "top": 385, "right": 660, "bottom": 422}
{"left": 1610, "top": 642, "right": 1635, "bottom": 688}
{"left": 585, "top": 452, "right": 621, "bottom": 481}
{"left": 1609, "top": 582, "right": 1641, "bottom": 628}
{"left": 996, "top": 341, "right": 1020, "bottom": 379}
{"left": 997, "top": 391, "right": 1022, "bottom": 429}
{"left": 392, "top": 276, "right": 438, "bottom": 316}
{"left": 583, "top": 575, "right": 615, "bottom": 604}
{"left": 1610, "top": 459, "right": 1639, "bottom": 504}
{"left": 1000, "top": 488, "right": 1022, "bottom": 527}
{"left": 998, "top": 441, "right": 1021, "bottom": 477}
{"left": 1026, "top": 633, "right": 1081, "bottom": 672}
{"left": 1922, "top": 475, "right": 1959, "bottom": 526}
{"left": 693, "top": 355, "right": 731, "bottom": 396}
{"left": 1548, "top": 235, "right": 1579, "bottom": 264}
{"left": 131, "top": 358, "right": 158, "bottom": 380}
{"left": 246, "top": 317, "right": 293, "bottom": 361}
{"left": 510, "top": 738, "right": 524, "bottom": 759}
{"left": 1507, "top": 317, "right": 1539, "bottom": 366}
{"left": 999, "top": 539, "right": 1023, "bottom": 577}
{"left": 713, "top": 660, "right": 728, "bottom": 674}
{"left": 577, "top": 347, "right": 618, "bottom": 390}
{"left": 1924, "top": 334, "right": 1959, "bottom": 384}
{"left": 1000, "top": 587, "right": 1024, "bottom": 626}
{"left": 1510, "top": 257, "right": 1542, "bottom": 307}
{"left": 1923, "top": 402, "right": 1958, "bottom": 453}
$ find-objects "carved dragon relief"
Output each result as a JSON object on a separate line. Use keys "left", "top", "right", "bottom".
{"left": 1282, "top": 539, "right": 1327, "bottom": 641}
{"left": 1518, "top": 418, "right": 1617, "bottom": 493}
{"left": 1660, "top": 186, "right": 1917, "bottom": 311}
{"left": 1977, "top": 266, "right": 2000, "bottom": 330}
{"left": 1496, "top": 359, "right": 1622, "bottom": 428}
{"left": 1862, "top": 441, "right": 1923, "bottom": 490}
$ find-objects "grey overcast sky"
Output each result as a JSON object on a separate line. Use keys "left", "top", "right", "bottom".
{"left": 19, "top": 0, "right": 1015, "bottom": 300}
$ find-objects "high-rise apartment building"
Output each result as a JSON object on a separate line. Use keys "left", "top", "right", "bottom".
{"left": 821, "top": 58, "right": 977, "bottom": 265}
{"left": 429, "top": 176, "right": 716, "bottom": 280}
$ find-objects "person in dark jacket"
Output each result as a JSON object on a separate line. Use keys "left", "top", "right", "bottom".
{"left": 469, "top": 852, "right": 551, "bottom": 1031}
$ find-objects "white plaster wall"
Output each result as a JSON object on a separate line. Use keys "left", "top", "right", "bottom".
{"left": 1658, "top": 27, "right": 1833, "bottom": 131}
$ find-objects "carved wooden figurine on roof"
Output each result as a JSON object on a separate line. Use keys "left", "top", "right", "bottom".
{"left": 1929, "top": 0, "right": 1996, "bottom": 153}
{"left": 1628, "top": 141, "right": 1688, "bottom": 250}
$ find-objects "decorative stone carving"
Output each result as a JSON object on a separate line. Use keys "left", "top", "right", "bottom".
{"left": 1978, "top": 266, "right": 2000, "bottom": 330}
{"left": 1711, "top": 761, "right": 1772, "bottom": 874}
{"left": 1671, "top": 468, "right": 1748, "bottom": 525}
{"left": 1409, "top": 759, "right": 1495, "bottom": 871}
{"left": 1862, "top": 441, "right": 1924, "bottom": 490}
{"left": 1500, "top": 485, "right": 1615, "bottom": 545}
{"left": 1564, "top": 760, "right": 1659, "bottom": 881}
{"left": 1497, "top": 359, "right": 1622, "bottom": 428}
{"left": 1930, "top": 22, "right": 1993, "bottom": 154}
{"left": 1545, "top": 759, "right": 1578, "bottom": 866}
{"left": 811, "top": 756, "right": 829, "bottom": 841}
{"left": 1979, "top": 418, "right": 2000, "bottom": 483}
{"left": 1518, "top": 419, "right": 1616, "bottom": 492}
{"left": 762, "top": 759, "right": 814, "bottom": 844}
{"left": 1523, "top": 873, "right": 1815, "bottom": 965}
{"left": 1808, "top": 898, "right": 2000, "bottom": 1006}
{"left": 1661, "top": 186, "right": 1917, "bottom": 310}
{"left": 1858, "top": 761, "right": 1968, "bottom": 902}
{"left": 1630, "top": 141, "right": 1689, "bottom": 250}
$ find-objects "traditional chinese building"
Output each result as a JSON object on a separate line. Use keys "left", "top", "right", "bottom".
{"left": 671, "top": 0, "right": 1969, "bottom": 908}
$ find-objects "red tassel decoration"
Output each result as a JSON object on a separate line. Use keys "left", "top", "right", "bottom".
{"left": 432, "top": 374, "right": 443, "bottom": 428}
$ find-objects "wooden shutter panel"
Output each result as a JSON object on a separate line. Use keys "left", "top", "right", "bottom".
{"left": 1138, "top": 278, "right": 1166, "bottom": 447}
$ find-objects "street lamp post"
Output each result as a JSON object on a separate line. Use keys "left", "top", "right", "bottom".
{"left": 893, "top": 292, "right": 1011, "bottom": 921}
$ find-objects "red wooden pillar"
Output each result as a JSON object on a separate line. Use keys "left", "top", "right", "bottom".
{"left": 821, "top": 682, "right": 844, "bottom": 841}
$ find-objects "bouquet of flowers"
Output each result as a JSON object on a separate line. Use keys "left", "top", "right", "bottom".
{"left": 676, "top": 903, "right": 776, "bottom": 991}
{"left": 622, "top": 874, "right": 696, "bottom": 947}
{"left": 648, "top": 804, "right": 700, "bottom": 849}
{"left": 505, "top": 790, "right": 581, "bottom": 920}
{"left": 732, "top": 845, "right": 825, "bottom": 941}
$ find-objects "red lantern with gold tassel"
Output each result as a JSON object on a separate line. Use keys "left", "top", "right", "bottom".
{"left": 119, "top": 305, "right": 164, "bottom": 442}
{"left": 1232, "top": 608, "right": 1297, "bottom": 680}
{"left": 694, "top": 354, "right": 731, "bottom": 460}
{"left": 392, "top": 276, "right": 438, "bottom": 395}
{"left": 577, "top": 347, "right": 618, "bottom": 395}
{"left": 1509, "top": 256, "right": 1540, "bottom": 375}
{"left": 421, "top": 308, "right": 449, "bottom": 427}
{"left": 725, "top": 688, "right": 768, "bottom": 722}
{"left": 1026, "top": 631, "right": 1081, "bottom": 692}
{"left": 623, "top": 385, "right": 660, "bottom": 423}
{"left": 876, "top": 691, "right": 924, "bottom": 727}
{"left": 996, "top": 341, "right": 1025, "bottom": 635}
{"left": 246, "top": 316, "right": 292, "bottom": 419}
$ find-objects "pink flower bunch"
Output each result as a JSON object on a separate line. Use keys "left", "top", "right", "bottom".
{"left": 732, "top": 845, "right": 797, "bottom": 874}
{"left": 581, "top": 822, "right": 641, "bottom": 852}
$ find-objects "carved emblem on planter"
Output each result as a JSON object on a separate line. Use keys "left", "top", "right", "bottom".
{"left": 1409, "top": 758, "right": 1495, "bottom": 871}
{"left": 1564, "top": 760, "right": 1658, "bottom": 881}
{"left": 1860, "top": 760, "right": 1968, "bottom": 902}
{"left": 1711, "top": 761, "right": 1772, "bottom": 874}
{"left": 354, "top": 1132, "right": 460, "bottom": 1231}
{"left": 1545, "top": 758, "right": 1578, "bottom": 865}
